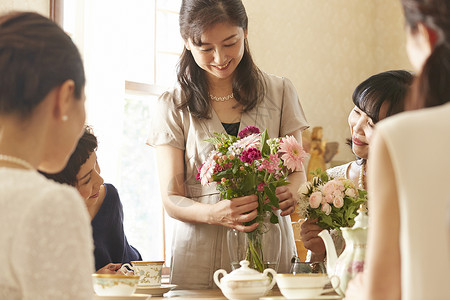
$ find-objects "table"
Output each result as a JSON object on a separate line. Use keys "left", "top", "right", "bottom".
{"left": 151, "top": 288, "right": 283, "bottom": 299}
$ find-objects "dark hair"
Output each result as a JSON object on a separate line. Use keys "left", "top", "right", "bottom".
{"left": 353, "top": 70, "right": 414, "bottom": 123}
{"left": 41, "top": 127, "right": 97, "bottom": 186}
{"left": 177, "top": 0, "right": 265, "bottom": 119}
{"left": 402, "top": 0, "right": 450, "bottom": 109}
{"left": 0, "top": 12, "right": 85, "bottom": 118}
{"left": 346, "top": 70, "right": 414, "bottom": 150}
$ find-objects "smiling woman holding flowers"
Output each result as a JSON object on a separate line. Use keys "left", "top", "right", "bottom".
{"left": 146, "top": 0, "right": 308, "bottom": 289}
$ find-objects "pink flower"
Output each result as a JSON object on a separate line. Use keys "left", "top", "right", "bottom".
{"left": 257, "top": 154, "right": 281, "bottom": 173}
{"left": 196, "top": 164, "right": 203, "bottom": 181}
{"left": 241, "top": 147, "right": 262, "bottom": 164}
{"left": 309, "top": 192, "right": 322, "bottom": 208}
{"left": 333, "top": 196, "right": 344, "bottom": 208}
{"left": 348, "top": 261, "right": 365, "bottom": 274}
{"left": 279, "top": 135, "right": 306, "bottom": 172}
{"left": 238, "top": 126, "right": 260, "bottom": 139}
{"left": 257, "top": 182, "right": 267, "bottom": 191}
{"left": 321, "top": 202, "right": 332, "bottom": 215}
{"left": 322, "top": 180, "right": 338, "bottom": 197}
{"left": 199, "top": 150, "right": 219, "bottom": 185}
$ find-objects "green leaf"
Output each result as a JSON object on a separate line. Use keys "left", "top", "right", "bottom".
{"left": 270, "top": 212, "right": 279, "bottom": 224}
{"left": 264, "top": 184, "right": 279, "bottom": 208}
{"left": 260, "top": 129, "right": 270, "bottom": 156}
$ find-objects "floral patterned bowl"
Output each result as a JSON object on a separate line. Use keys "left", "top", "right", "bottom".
{"left": 92, "top": 274, "right": 140, "bottom": 296}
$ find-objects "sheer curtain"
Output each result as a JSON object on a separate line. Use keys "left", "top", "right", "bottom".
{"left": 64, "top": 0, "right": 182, "bottom": 263}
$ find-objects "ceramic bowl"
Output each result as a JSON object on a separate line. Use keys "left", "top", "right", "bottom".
{"left": 92, "top": 274, "right": 140, "bottom": 296}
{"left": 275, "top": 273, "right": 335, "bottom": 299}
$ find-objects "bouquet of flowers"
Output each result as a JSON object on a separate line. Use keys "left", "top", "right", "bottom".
{"left": 197, "top": 126, "right": 306, "bottom": 272}
{"left": 297, "top": 169, "right": 368, "bottom": 230}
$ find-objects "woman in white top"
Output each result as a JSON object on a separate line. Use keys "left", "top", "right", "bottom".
{"left": 0, "top": 12, "right": 94, "bottom": 300}
{"left": 346, "top": 0, "right": 450, "bottom": 299}
{"left": 147, "top": 0, "right": 308, "bottom": 289}
{"left": 300, "top": 70, "right": 413, "bottom": 262}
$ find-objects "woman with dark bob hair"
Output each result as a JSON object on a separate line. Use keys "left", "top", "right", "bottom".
{"left": 300, "top": 70, "right": 413, "bottom": 262}
{"left": 0, "top": 12, "right": 93, "bottom": 299}
{"left": 147, "top": 0, "right": 308, "bottom": 288}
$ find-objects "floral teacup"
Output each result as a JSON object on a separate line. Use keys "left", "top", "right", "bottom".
{"left": 120, "top": 261, "right": 164, "bottom": 286}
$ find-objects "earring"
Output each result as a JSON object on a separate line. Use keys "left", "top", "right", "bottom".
{"left": 62, "top": 115, "right": 68, "bottom": 122}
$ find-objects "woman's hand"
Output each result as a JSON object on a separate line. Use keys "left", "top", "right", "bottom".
{"left": 210, "top": 194, "right": 259, "bottom": 232}
{"left": 275, "top": 186, "right": 296, "bottom": 216}
{"left": 300, "top": 218, "right": 326, "bottom": 260}
{"left": 96, "top": 263, "right": 123, "bottom": 274}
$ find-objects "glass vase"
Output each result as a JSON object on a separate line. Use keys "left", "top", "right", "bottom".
{"left": 227, "top": 212, "right": 282, "bottom": 272}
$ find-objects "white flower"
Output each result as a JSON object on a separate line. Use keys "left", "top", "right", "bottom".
{"left": 321, "top": 203, "right": 332, "bottom": 215}
{"left": 345, "top": 188, "right": 357, "bottom": 198}
{"left": 298, "top": 182, "right": 312, "bottom": 196}
{"left": 229, "top": 134, "right": 261, "bottom": 154}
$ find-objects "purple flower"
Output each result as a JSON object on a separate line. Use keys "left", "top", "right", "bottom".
{"left": 238, "top": 126, "right": 260, "bottom": 139}
{"left": 240, "top": 147, "right": 262, "bottom": 164}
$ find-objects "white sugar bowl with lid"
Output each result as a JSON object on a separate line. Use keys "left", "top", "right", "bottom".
{"left": 213, "top": 260, "right": 277, "bottom": 300}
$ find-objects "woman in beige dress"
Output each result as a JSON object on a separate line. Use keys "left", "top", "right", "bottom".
{"left": 300, "top": 70, "right": 413, "bottom": 262}
{"left": 147, "top": 0, "right": 308, "bottom": 289}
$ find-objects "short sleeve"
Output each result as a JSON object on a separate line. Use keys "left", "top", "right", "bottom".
{"left": 12, "top": 186, "right": 94, "bottom": 300}
{"left": 280, "top": 77, "right": 309, "bottom": 136}
{"left": 146, "top": 90, "right": 186, "bottom": 150}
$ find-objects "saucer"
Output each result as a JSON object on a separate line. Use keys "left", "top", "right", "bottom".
{"left": 135, "top": 284, "right": 177, "bottom": 296}
{"left": 93, "top": 294, "right": 151, "bottom": 300}
{"left": 259, "top": 295, "right": 341, "bottom": 300}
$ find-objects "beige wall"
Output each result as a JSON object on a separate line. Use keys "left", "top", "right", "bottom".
{"left": 0, "top": 0, "right": 411, "bottom": 162}
{"left": 243, "top": 0, "right": 412, "bottom": 162}
{"left": 0, "top": 0, "right": 49, "bottom": 16}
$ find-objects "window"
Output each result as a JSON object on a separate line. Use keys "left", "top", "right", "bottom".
{"left": 56, "top": 0, "right": 183, "bottom": 263}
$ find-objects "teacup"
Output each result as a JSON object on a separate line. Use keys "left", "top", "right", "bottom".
{"left": 275, "top": 273, "right": 340, "bottom": 299}
{"left": 92, "top": 274, "right": 140, "bottom": 296}
{"left": 120, "top": 260, "right": 165, "bottom": 286}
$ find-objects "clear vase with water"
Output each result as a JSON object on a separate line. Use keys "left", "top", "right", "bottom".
{"left": 227, "top": 212, "right": 282, "bottom": 272}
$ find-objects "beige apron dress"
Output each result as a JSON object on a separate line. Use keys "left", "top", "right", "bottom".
{"left": 147, "top": 72, "right": 309, "bottom": 289}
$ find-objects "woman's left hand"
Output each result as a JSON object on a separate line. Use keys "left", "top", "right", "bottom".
{"left": 275, "top": 186, "right": 296, "bottom": 216}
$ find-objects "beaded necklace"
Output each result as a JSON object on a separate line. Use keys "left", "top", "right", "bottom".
{"left": 0, "top": 154, "right": 34, "bottom": 170}
{"left": 358, "top": 162, "right": 366, "bottom": 190}
{"left": 210, "top": 93, "right": 234, "bottom": 102}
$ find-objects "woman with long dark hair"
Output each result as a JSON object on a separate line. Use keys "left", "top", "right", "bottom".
{"left": 147, "top": 0, "right": 308, "bottom": 289}
{"left": 346, "top": 0, "right": 450, "bottom": 299}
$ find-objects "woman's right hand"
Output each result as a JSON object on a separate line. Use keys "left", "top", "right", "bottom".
{"left": 96, "top": 263, "right": 123, "bottom": 274}
{"left": 300, "top": 218, "right": 326, "bottom": 260}
{"left": 210, "top": 194, "right": 259, "bottom": 232}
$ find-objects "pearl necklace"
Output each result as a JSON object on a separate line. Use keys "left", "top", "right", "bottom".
{"left": 0, "top": 154, "right": 34, "bottom": 170}
{"left": 210, "top": 93, "right": 234, "bottom": 102}
{"left": 358, "top": 162, "right": 366, "bottom": 190}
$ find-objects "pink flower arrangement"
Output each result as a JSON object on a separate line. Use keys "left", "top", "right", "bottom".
{"left": 197, "top": 126, "right": 306, "bottom": 271}
{"left": 298, "top": 169, "right": 367, "bottom": 230}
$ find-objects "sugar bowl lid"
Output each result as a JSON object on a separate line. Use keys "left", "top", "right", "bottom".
{"left": 223, "top": 260, "right": 267, "bottom": 281}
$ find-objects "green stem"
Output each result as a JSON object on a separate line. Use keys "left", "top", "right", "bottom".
{"left": 248, "top": 232, "right": 264, "bottom": 273}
